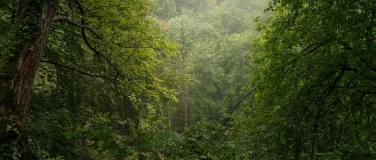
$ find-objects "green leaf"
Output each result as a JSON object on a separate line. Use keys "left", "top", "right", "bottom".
{"left": 97, "top": 140, "right": 104, "bottom": 147}
{"left": 162, "top": 119, "right": 173, "bottom": 131}
{"left": 66, "top": 131, "right": 75, "bottom": 139}
{"left": 110, "top": 114, "right": 120, "bottom": 120}
{"left": 109, "top": 147, "right": 119, "bottom": 156}
{"left": 130, "top": 128, "right": 137, "bottom": 136}
{"left": 155, "top": 133, "right": 169, "bottom": 142}
{"left": 149, "top": 115, "right": 160, "bottom": 122}
{"left": 137, "top": 143, "right": 148, "bottom": 149}
{"left": 198, "top": 143, "right": 204, "bottom": 149}
{"left": 104, "top": 117, "right": 111, "bottom": 123}
{"left": 124, "top": 135, "right": 135, "bottom": 141}
{"left": 142, "top": 135, "right": 152, "bottom": 142}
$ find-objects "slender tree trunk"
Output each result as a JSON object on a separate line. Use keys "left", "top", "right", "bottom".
{"left": 183, "top": 81, "right": 188, "bottom": 128}
{"left": 0, "top": 0, "right": 60, "bottom": 158}
{"left": 174, "top": 110, "right": 176, "bottom": 130}
{"left": 181, "top": 48, "right": 188, "bottom": 128}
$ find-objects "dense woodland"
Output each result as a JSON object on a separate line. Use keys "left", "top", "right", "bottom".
{"left": 0, "top": 0, "right": 376, "bottom": 159}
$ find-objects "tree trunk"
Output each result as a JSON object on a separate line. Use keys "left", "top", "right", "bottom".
{"left": 0, "top": 0, "right": 60, "bottom": 158}
{"left": 181, "top": 47, "right": 188, "bottom": 128}
{"left": 183, "top": 81, "right": 188, "bottom": 128}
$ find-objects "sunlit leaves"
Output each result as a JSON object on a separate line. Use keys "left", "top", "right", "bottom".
{"left": 24, "top": 0, "right": 181, "bottom": 159}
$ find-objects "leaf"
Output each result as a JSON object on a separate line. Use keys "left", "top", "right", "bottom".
{"left": 149, "top": 115, "right": 160, "bottom": 122}
{"left": 109, "top": 147, "right": 119, "bottom": 156}
{"left": 198, "top": 143, "right": 204, "bottom": 149}
{"left": 66, "top": 131, "right": 75, "bottom": 139}
{"left": 142, "top": 135, "right": 152, "bottom": 142}
{"left": 162, "top": 119, "right": 173, "bottom": 131}
{"left": 97, "top": 140, "right": 104, "bottom": 147}
{"left": 137, "top": 143, "right": 148, "bottom": 149}
{"left": 110, "top": 114, "right": 120, "bottom": 120}
{"left": 130, "top": 128, "right": 137, "bottom": 136}
{"left": 124, "top": 135, "right": 135, "bottom": 141}
{"left": 155, "top": 133, "right": 169, "bottom": 142}
{"left": 104, "top": 117, "right": 111, "bottom": 123}
{"left": 83, "top": 124, "right": 90, "bottom": 132}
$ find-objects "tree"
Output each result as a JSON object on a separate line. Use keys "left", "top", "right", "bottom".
{"left": 245, "top": 0, "right": 376, "bottom": 159}
{"left": 167, "top": 12, "right": 196, "bottom": 129}
{"left": 152, "top": 0, "right": 178, "bottom": 20}
{"left": 0, "top": 0, "right": 178, "bottom": 159}
{"left": 0, "top": 1, "right": 61, "bottom": 158}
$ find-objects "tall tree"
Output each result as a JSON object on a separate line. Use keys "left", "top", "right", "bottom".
{"left": 168, "top": 12, "right": 195, "bottom": 129}
{"left": 245, "top": 0, "right": 376, "bottom": 159}
{"left": 0, "top": 1, "right": 61, "bottom": 158}
{"left": 0, "top": 0, "right": 178, "bottom": 159}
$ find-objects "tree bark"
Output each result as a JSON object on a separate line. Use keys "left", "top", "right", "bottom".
{"left": 0, "top": 0, "right": 60, "bottom": 158}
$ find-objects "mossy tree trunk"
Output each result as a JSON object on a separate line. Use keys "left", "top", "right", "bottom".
{"left": 0, "top": 0, "right": 60, "bottom": 159}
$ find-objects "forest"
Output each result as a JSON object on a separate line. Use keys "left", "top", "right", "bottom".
{"left": 0, "top": 0, "right": 376, "bottom": 159}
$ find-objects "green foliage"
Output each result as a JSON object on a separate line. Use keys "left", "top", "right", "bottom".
{"left": 152, "top": 119, "right": 259, "bottom": 159}
{"left": 236, "top": 0, "right": 376, "bottom": 159}
{"left": 0, "top": 140, "right": 19, "bottom": 160}
{"left": 157, "top": 120, "right": 220, "bottom": 159}
{"left": 0, "top": 1, "right": 15, "bottom": 76}
{"left": 152, "top": 0, "right": 269, "bottom": 130}
{"left": 0, "top": 125, "right": 20, "bottom": 160}
{"left": 8, "top": 0, "right": 360, "bottom": 159}
{"left": 65, "top": 113, "right": 139, "bottom": 159}
{"left": 152, "top": 0, "right": 178, "bottom": 20}
{"left": 154, "top": 0, "right": 376, "bottom": 159}
{"left": 19, "top": 0, "right": 180, "bottom": 159}
{"left": 62, "top": 112, "right": 177, "bottom": 159}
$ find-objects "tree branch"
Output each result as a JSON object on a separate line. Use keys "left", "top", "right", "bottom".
{"left": 52, "top": 15, "right": 101, "bottom": 39}
{"left": 72, "top": 0, "right": 121, "bottom": 94}
{"left": 31, "top": 129, "right": 78, "bottom": 158}
{"left": 40, "top": 60, "right": 114, "bottom": 80}
{"left": 339, "top": 41, "right": 376, "bottom": 73}
{"left": 277, "top": 40, "right": 331, "bottom": 73}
